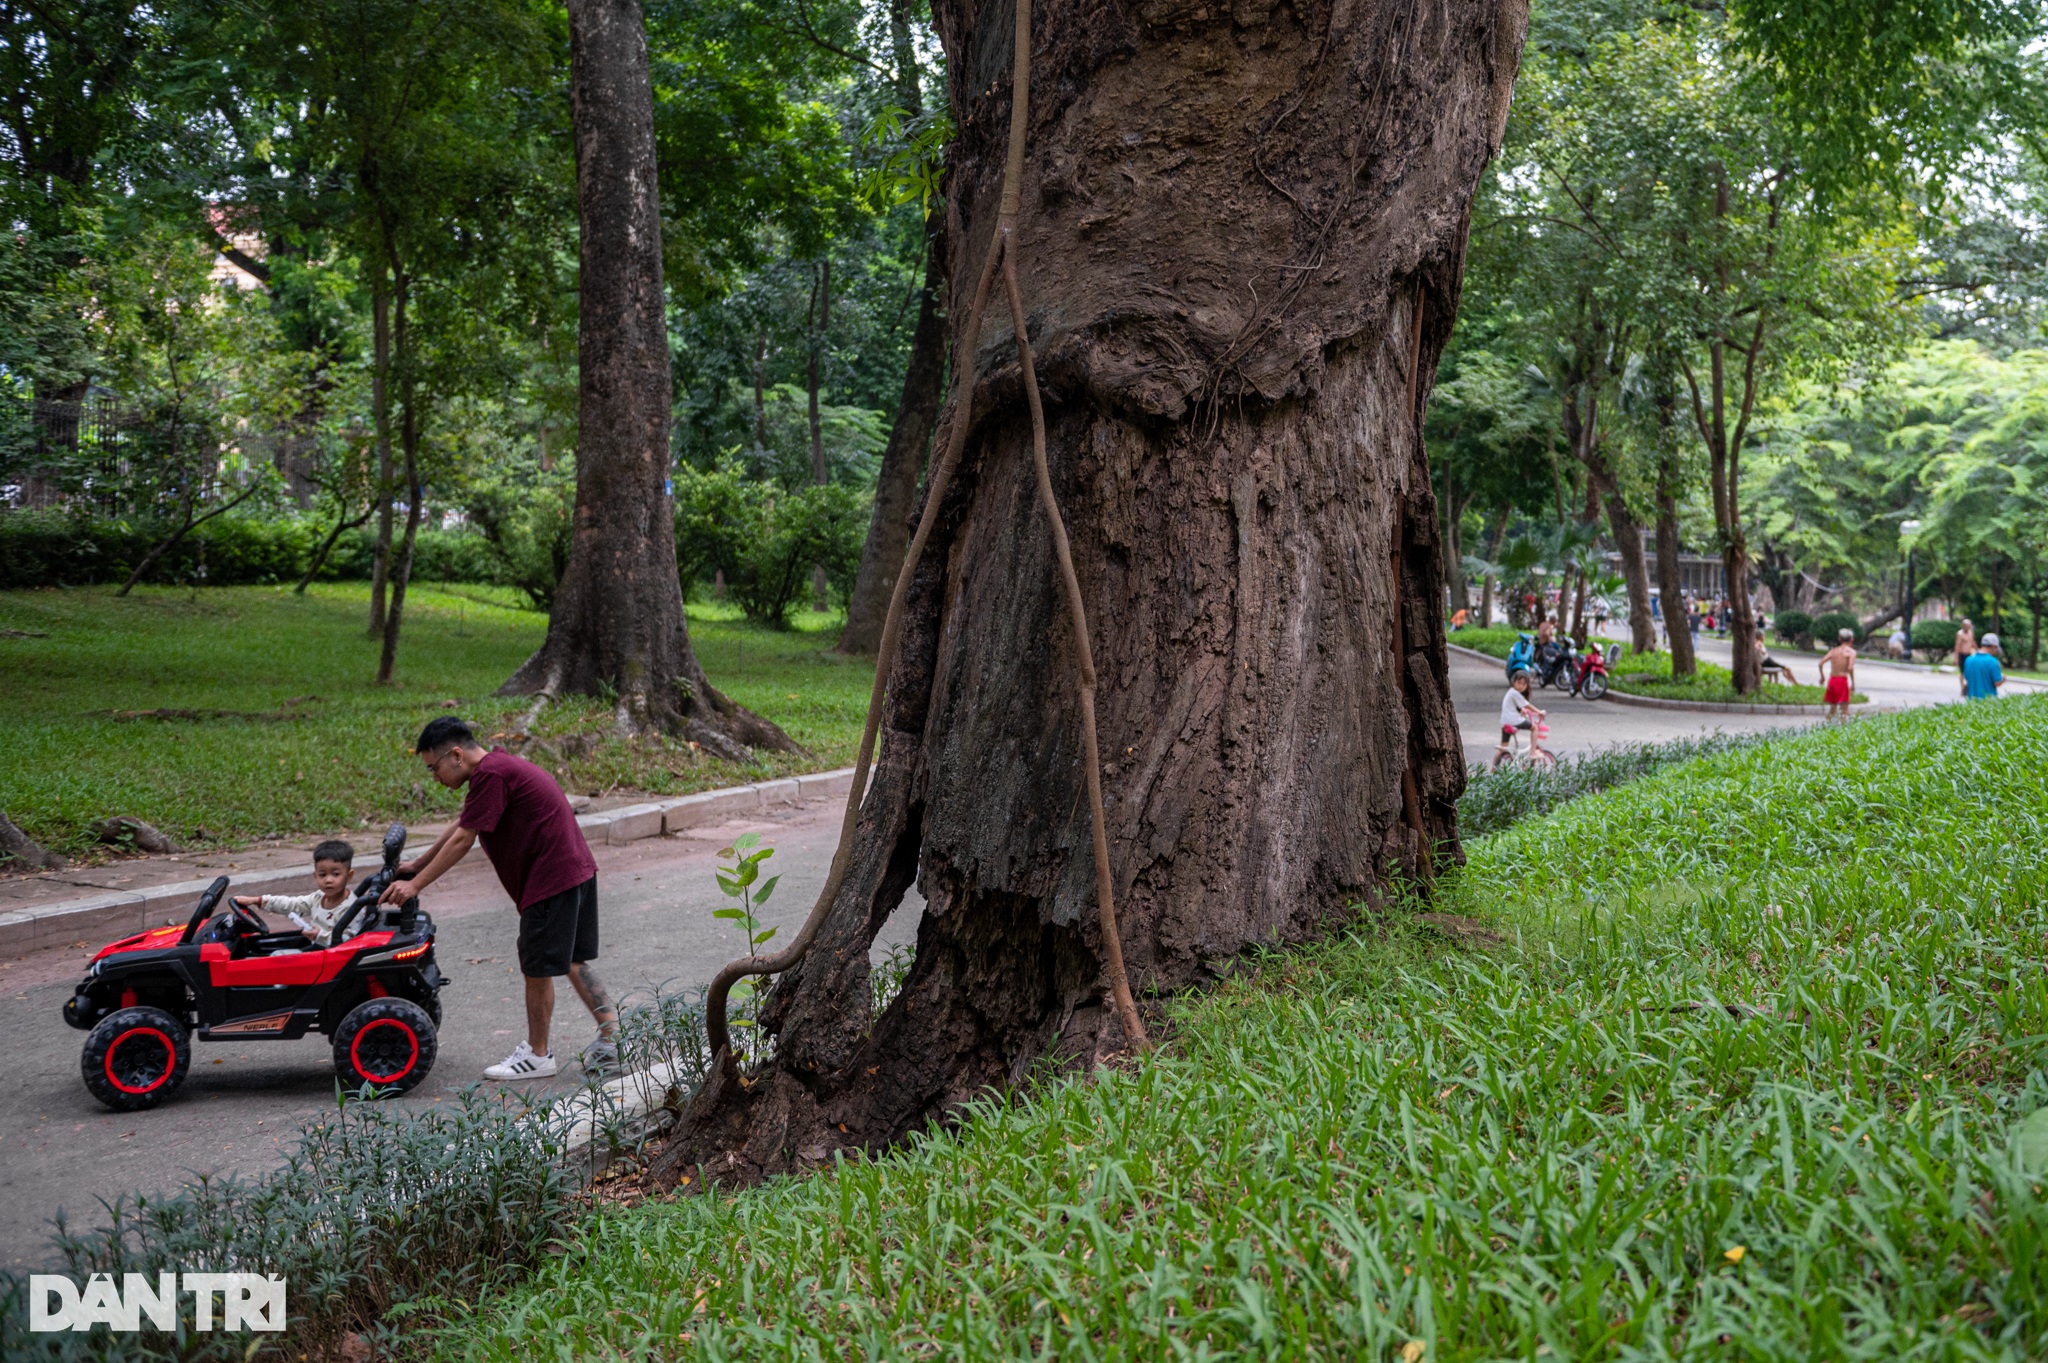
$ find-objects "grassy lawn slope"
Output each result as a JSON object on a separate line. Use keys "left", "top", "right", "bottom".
{"left": 0, "top": 585, "right": 871, "bottom": 855}
{"left": 440, "top": 697, "right": 2048, "bottom": 1361}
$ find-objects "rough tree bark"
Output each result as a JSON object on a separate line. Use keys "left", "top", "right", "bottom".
{"left": 375, "top": 380, "right": 422, "bottom": 686}
{"left": 1602, "top": 483, "right": 1654, "bottom": 652}
{"left": 1653, "top": 446, "right": 1696, "bottom": 678}
{"left": 841, "top": 4, "right": 950, "bottom": 656}
{"left": 840, "top": 208, "right": 949, "bottom": 654}
{"left": 367, "top": 273, "right": 395, "bottom": 636}
{"left": 653, "top": 0, "right": 1526, "bottom": 1186}
{"left": 500, "top": 0, "right": 793, "bottom": 756}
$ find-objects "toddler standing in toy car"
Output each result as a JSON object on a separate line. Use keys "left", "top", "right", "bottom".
{"left": 233, "top": 839, "right": 355, "bottom": 947}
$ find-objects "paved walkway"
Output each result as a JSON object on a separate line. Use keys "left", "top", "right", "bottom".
{"left": 0, "top": 794, "right": 919, "bottom": 1268}
{"left": 1630, "top": 627, "right": 2046, "bottom": 711}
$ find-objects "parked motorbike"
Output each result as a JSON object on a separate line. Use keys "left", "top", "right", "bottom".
{"left": 1572, "top": 642, "right": 1619, "bottom": 700}
{"left": 1533, "top": 638, "right": 1577, "bottom": 690}
{"left": 1505, "top": 632, "right": 1536, "bottom": 680}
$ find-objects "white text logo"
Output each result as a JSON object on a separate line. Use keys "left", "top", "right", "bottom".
{"left": 29, "top": 1273, "right": 287, "bottom": 1332}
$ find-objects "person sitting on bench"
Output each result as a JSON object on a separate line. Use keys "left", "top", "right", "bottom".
{"left": 1754, "top": 626, "right": 1797, "bottom": 685}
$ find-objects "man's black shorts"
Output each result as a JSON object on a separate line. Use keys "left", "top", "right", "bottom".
{"left": 517, "top": 877, "right": 598, "bottom": 977}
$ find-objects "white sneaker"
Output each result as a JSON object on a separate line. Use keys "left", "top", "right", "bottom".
{"left": 483, "top": 1042, "right": 557, "bottom": 1080}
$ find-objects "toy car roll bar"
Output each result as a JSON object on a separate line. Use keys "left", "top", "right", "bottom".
{"left": 178, "top": 876, "right": 233, "bottom": 945}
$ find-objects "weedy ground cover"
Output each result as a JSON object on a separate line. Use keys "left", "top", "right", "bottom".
{"left": 1452, "top": 626, "right": 1852, "bottom": 706}
{"left": 435, "top": 697, "right": 2048, "bottom": 1360}
{"left": 0, "top": 586, "right": 870, "bottom": 856}
{"left": 1457, "top": 732, "right": 1778, "bottom": 839}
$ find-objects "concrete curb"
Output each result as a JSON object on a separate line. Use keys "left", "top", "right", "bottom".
{"left": 1597, "top": 688, "right": 1878, "bottom": 717}
{"left": 557, "top": 1058, "right": 690, "bottom": 1171}
{"left": 0, "top": 767, "right": 860, "bottom": 957}
{"left": 1443, "top": 641, "right": 1875, "bottom": 716}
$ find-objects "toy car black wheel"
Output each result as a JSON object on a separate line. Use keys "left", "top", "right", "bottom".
{"left": 82, "top": 1007, "right": 191, "bottom": 1112}
{"left": 332, "top": 998, "right": 436, "bottom": 1096}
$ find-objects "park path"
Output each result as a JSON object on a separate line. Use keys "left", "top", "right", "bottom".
{"left": 0, "top": 647, "right": 1833, "bottom": 1267}
{"left": 1616, "top": 624, "right": 2046, "bottom": 710}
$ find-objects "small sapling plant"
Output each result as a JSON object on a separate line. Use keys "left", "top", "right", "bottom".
{"left": 714, "top": 833, "right": 779, "bottom": 1029}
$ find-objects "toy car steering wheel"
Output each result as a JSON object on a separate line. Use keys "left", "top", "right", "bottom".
{"left": 229, "top": 896, "right": 267, "bottom": 935}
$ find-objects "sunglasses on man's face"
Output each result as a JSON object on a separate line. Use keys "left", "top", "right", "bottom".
{"left": 424, "top": 748, "right": 462, "bottom": 773}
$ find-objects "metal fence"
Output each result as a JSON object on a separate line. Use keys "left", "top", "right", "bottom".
{"left": 1, "top": 395, "right": 150, "bottom": 511}
{"left": 4, "top": 396, "right": 328, "bottom": 512}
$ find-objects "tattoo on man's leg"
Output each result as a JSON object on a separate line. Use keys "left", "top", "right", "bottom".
{"left": 576, "top": 964, "right": 618, "bottom": 1019}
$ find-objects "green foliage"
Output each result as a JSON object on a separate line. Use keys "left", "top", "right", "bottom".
{"left": 713, "top": 831, "right": 781, "bottom": 1039}
{"left": 736, "top": 381, "right": 889, "bottom": 490}
{"left": 1912, "top": 617, "right": 1964, "bottom": 657}
{"left": 1771, "top": 608, "right": 1813, "bottom": 644}
{"left": 0, "top": 1088, "right": 576, "bottom": 1360}
{"left": 0, "top": 585, "right": 872, "bottom": 854}
{"left": 0, "top": 511, "right": 509, "bottom": 590}
{"left": 465, "top": 471, "right": 574, "bottom": 610}
{"left": 1726, "top": 0, "right": 2047, "bottom": 197}
{"left": 1746, "top": 342, "right": 2048, "bottom": 623}
{"left": 434, "top": 700, "right": 2048, "bottom": 1361}
{"left": 1459, "top": 731, "right": 1778, "bottom": 839}
{"left": 1811, "top": 610, "right": 1860, "bottom": 644}
{"left": 674, "top": 462, "right": 869, "bottom": 627}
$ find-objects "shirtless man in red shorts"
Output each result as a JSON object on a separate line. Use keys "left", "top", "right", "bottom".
{"left": 1819, "top": 628, "right": 1857, "bottom": 721}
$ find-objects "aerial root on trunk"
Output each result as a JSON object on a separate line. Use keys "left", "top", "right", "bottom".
{"left": 699, "top": 0, "right": 1148, "bottom": 1071}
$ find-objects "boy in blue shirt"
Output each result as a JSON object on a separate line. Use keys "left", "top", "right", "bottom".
{"left": 1962, "top": 634, "right": 2004, "bottom": 700}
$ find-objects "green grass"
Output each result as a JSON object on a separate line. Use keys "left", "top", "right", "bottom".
{"left": 435, "top": 697, "right": 2048, "bottom": 1361}
{"left": 0, "top": 585, "right": 871, "bottom": 856}
{"left": 1451, "top": 625, "right": 1857, "bottom": 706}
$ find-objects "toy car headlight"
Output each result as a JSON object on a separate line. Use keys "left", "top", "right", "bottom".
{"left": 89, "top": 959, "right": 102, "bottom": 977}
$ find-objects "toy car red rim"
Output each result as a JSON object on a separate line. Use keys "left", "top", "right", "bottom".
{"left": 349, "top": 1018, "right": 419, "bottom": 1083}
{"left": 104, "top": 1027, "right": 176, "bottom": 1095}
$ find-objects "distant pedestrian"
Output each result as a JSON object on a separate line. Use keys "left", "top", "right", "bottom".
{"left": 1887, "top": 626, "right": 1907, "bottom": 660}
{"left": 1687, "top": 600, "right": 1702, "bottom": 640}
{"left": 1963, "top": 635, "right": 2005, "bottom": 700}
{"left": 1819, "top": 628, "right": 1857, "bottom": 721}
{"left": 1953, "top": 618, "right": 1976, "bottom": 668}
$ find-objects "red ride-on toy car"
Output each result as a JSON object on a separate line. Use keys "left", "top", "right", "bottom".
{"left": 62, "top": 823, "right": 449, "bottom": 1112}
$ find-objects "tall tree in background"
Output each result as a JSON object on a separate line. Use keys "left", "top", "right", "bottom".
{"left": 665, "top": 0, "right": 1524, "bottom": 1180}
{"left": 501, "top": 0, "right": 791, "bottom": 755}
{"left": 0, "top": 1, "right": 156, "bottom": 401}
{"left": 839, "top": 0, "right": 949, "bottom": 654}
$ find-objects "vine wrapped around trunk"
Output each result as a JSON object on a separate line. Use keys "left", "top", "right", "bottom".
{"left": 654, "top": 0, "right": 1526, "bottom": 1187}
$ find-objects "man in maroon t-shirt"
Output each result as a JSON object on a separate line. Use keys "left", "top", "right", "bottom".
{"left": 381, "top": 716, "right": 615, "bottom": 1079}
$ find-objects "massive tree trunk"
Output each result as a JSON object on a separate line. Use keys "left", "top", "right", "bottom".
{"left": 655, "top": 0, "right": 1525, "bottom": 1185}
{"left": 840, "top": 205, "right": 950, "bottom": 654}
{"left": 502, "top": 0, "right": 792, "bottom": 756}
{"left": 1603, "top": 486, "right": 1653, "bottom": 652}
